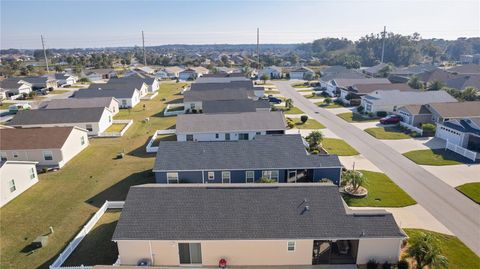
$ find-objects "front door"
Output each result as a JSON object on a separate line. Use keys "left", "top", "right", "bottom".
{"left": 287, "top": 170, "right": 297, "bottom": 183}
{"left": 179, "top": 243, "right": 202, "bottom": 265}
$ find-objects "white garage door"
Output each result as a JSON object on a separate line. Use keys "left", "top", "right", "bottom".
{"left": 436, "top": 126, "right": 462, "bottom": 145}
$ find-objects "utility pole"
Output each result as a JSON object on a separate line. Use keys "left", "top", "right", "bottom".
{"left": 41, "top": 35, "right": 49, "bottom": 73}
{"left": 380, "top": 26, "right": 386, "bottom": 63}
{"left": 142, "top": 30, "right": 147, "bottom": 66}
{"left": 256, "top": 28, "right": 260, "bottom": 69}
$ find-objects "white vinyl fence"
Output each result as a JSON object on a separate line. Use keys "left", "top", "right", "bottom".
{"left": 146, "top": 129, "right": 176, "bottom": 153}
{"left": 140, "top": 92, "right": 158, "bottom": 100}
{"left": 49, "top": 201, "right": 124, "bottom": 269}
{"left": 163, "top": 104, "right": 185, "bottom": 116}
{"left": 98, "top": 120, "right": 133, "bottom": 137}
{"left": 446, "top": 141, "right": 478, "bottom": 162}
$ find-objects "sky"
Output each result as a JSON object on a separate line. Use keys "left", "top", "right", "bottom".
{"left": 1, "top": 0, "right": 479, "bottom": 49}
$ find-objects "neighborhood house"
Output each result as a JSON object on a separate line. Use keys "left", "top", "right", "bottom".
{"left": 42, "top": 97, "right": 120, "bottom": 115}
{"left": 0, "top": 161, "right": 38, "bottom": 207}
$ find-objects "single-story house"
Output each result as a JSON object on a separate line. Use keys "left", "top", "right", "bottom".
{"left": 319, "top": 66, "right": 366, "bottom": 95}
{"left": 163, "top": 66, "right": 184, "bottom": 79}
{"left": 363, "top": 63, "right": 393, "bottom": 77}
{"left": 444, "top": 74, "right": 480, "bottom": 91}
{"left": 42, "top": 97, "right": 120, "bottom": 115}
{"left": 397, "top": 105, "right": 433, "bottom": 127}
{"left": 0, "top": 78, "right": 32, "bottom": 100}
{"left": 112, "top": 184, "right": 406, "bottom": 266}
{"left": 389, "top": 64, "right": 437, "bottom": 78}
{"left": 417, "top": 68, "right": 457, "bottom": 86}
{"left": 84, "top": 69, "right": 117, "bottom": 82}
{"left": 339, "top": 83, "right": 413, "bottom": 105}
{"left": 191, "top": 66, "right": 209, "bottom": 76}
{"left": 188, "top": 80, "right": 263, "bottom": 97}
{"left": 176, "top": 111, "right": 285, "bottom": 141}
{"left": 0, "top": 126, "right": 89, "bottom": 168}
{"left": 21, "top": 76, "right": 58, "bottom": 90}
{"left": 179, "top": 68, "right": 199, "bottom": 81}
{"left": 74, "top": 85, "right": 141, "bottom": 108}
{"left": 436, "top": 118, "right": 480, "bottom": 159}
{"left": 195, "top": 73, "right": 248, "bottom": 84}
{"left": 258, "top": 66, "right": 283, "bottom": 79}
{"left": 361, "top": 90, "right": 457, "bottom": 114}
{"left": 329, "top": 78, "right": 391, "bottom": 98}
{"left": 202, "top": 99, "right": 270, "bottom": 114}
{"left": 447, "top": 64, "right": 480, "bottom": 75}
{"left": 183, "top": 88, "right": 254, "bottom": 112}
{"left": 289, "top": 67, "right": 315, "bottom": 80}
{"left": 8, "top": 107, "right": 113, "bottom": 136}
{"left": 104, "top": 76, "right": 150, "bottom": 96}
{"left": 54, "top": 73, "right": 78, "bottom": 86}
{"left": 153, "top": 134, "right": 343, "bottom": 185}
{"left": 0, "top": 161, "right": 38, "bottom": 207}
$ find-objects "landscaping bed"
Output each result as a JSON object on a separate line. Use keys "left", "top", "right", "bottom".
{"left": 105, "top": 123, "right": 127, "bottom": 133}
{"left": 364, "top": 126, "right": 412, "bottom": 140}
{"left": 403, "top": 149, "right": 465, "bottom": 166}
{"left": 342, "top": 170, "right": 416, "bottom": 207}
{"left": 322, "top": 138, "right": 359, "bottom": 156}
{"left": 337, "top": 112, "right": 379, "bottom": 122}
{"left": 456, "top": 182, "right": 480, "bottom": 204}
{"left": 315, "top": 101, "right": 342, "bottom": 109}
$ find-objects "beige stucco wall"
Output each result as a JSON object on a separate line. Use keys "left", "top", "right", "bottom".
{"left": 0, "top": 162, "right": 38, "bottom": 207}
{"left": 357, "top": 238, "right": 403, "bottom": 264}
{"left": 59, "top": 128, "right": 89, "bottom": 167}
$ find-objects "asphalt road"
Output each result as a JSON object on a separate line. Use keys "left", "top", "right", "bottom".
{"left": 274, "top": 81, "right": 480, "bottom": 255}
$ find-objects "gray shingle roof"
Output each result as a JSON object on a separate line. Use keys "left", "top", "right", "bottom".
{"left": 320, "top": 67, "right": 365, "bottom": 82}
{"left": 112, "top": 184, "right": 405, "bottom": 241}
{"left": 43, "top": 97, "right": 117, "bottom": 110}
{"left": 190, "top": 80, "right": 254, "bottom": 91}
{"left": 153, "top": 134, "right": 341, "bottom": 171}
{"left": 176, "top": 111, "right": 285, "bottom": 134}
{"left": 183, "top": 89, "right": 250, "bottom": 102}
{"left": 363, "top": 90, "right": 457, "bottom": 106}
{"left": 8, "top": 107, "right": 106, "bottom": 126}
{"left": 202, "top": 99, "right": 270, "bottom": 113}
{"left": 74, "top": 87, "right": 137, "bottom": 99}
{"left": 0, "top": 77, "right": 24, "bottom": 89}
{"left": 333, "top": 78, "right": 391, "bottom": 89}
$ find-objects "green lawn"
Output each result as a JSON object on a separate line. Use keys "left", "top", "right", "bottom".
{"left": 49, "top": 89, "right": 70, "bottom": 94}
{"left": 403, "top": 149, "right": 463, "bottom": 166}
{"left": 456, "top": 183, "right": 480, "bottom": 204}
{"left": 0, "top": 103, "right": 13, "bottom": 110}
{"left": 291, "top": 118, "right": 325, "bottom": 129}
{"left": 0, "top": 82, "right": 187, "bottom": 269}
{"left": 264, "top": 90, "right": 280, "bottom": 95}
{"left": 291, "top": 83, "right": 310, "bottom": 88}
{"left": 105, "top": 123, "right": 127, "bottom": 132}
{"left": 404, "top": 229, "right": 480, "bottom": 269}
{"left": 342, "top": 170, "right": 416, "bottom": 207}
{"left": 322, "top": 138, "right": 359, "bottom": 156}
{"left": 276, "top": 106, "right": 304, "bottom": 114}
{"left": 365, "top": 126, "right": 412, "bottom": 140}
{"left": 315, "top": 101, "right": 342, "bottom": 109}
{"left": 337, "top": 112, "right": 379, "bottom": 122}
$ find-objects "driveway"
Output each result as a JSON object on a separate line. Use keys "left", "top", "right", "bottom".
{"left": 381, "top": 137, "right": 446, "bottom": 154}
{"left": 422, "top": 164, "right": 480, "bottom": 187}
{"left": 274, "top": 81, "right": 480, "bottom": 255}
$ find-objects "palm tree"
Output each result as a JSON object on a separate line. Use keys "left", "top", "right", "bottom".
{"left": 408, "top": 76, "right": 424, "bottom": 90}
{"left": 427, "top": 80, "right": 445, "bottom": 91}
{"left": 407, "top": 232, "right": 448, "bottom": 269}
{"left": 285, "top": 98, "right": 293, "bottom": 109}
{"left": 306, "top": 131, "right": 323, "bottom": 149}
{"left": 260, "top": 74, "right": 269, "bottom": 84}
{"left": 342, "top": 170, "right": 367, "bottom": 192}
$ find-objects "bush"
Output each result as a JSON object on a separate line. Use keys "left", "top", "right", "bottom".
{"left": 367, "top": 259, "right": 379, "bottom": 269}
{"left": 397, "top": 260, "right": 409, "bottom": 269}
{"left": 410, "top": 131, "right": 418, "bottom": 137}
{"left": 324, "top": 97, "right": 332, "bottom": 104}
{"left": 321, "top": 91, "right": 329, "bottom": 97}
{"left": 357, "top": 106, "right": 364, "bottom": 113}
{"left": 78, "top": 77, "right": 90, "bottom": 83}
{"left": 422, "top": 123, "right": 436, "bottom": 132}
{"left": 260, "top": 177, "right": 276, "bottom": 183}
{"left": 300, "top": 115, "right": 308, "bottom": 123}
{"left": 376, "top": 111, "right": 387, "bottom": 117}
{"left": 286, "top": 117, "right": 295, "bottom": 128}
{"left": 368, "top": 112, "right": 375, "bottom": 117}
{"left": 382, "top": 261, "right": 392, "bottom": 269}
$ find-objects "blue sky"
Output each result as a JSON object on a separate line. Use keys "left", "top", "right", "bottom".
{"left": 1, "top": 0, "right": 479, "bottom": 49}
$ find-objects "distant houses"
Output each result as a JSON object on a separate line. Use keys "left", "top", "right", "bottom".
{"left": 325, "top": 78, "right": 391, "bottom": 97}
{"left": 0, "top": 78, "right": 33, "bottom": 100}
{"left": 338, "top": 83, "right": 414, "bottom": 105}
{"left": 84, "top": 69, "right": 118, "bottom": 82}
{"left": 258, "top": 66, "right": 283, "bottom": 79}
{"left": 289, "top": 66, "right": 315, "bottom": 80}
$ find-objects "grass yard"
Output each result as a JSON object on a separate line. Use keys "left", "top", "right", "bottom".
{"left": 403, "top": 229, "right": 480, "bottom": 269}
{"left": 63, "top": 210, "right": 120, "bottom": 266}
{"left": 337, "top": 112, "right": 379, "bottom": 122}
{"left": 0, "top": 102, "right": 14, "bottom": 110}
{"left": 342, "top": 170, "right": 416, "bottom": 207}
{"left": 403, "top": 149, "right": 464, "bottom": 166}
{"left": 0, "top": 81, "right": 187, "bottom": 269}
{"left": 264, "top": 90, "right": 280, "bottom": 95}
{"left": 105, "top": 123, "right": 127, "bottom": 132}
{"left": 322, "top": 138, "right": 359, "bottom": 156}
{"left": 291, "top": 83, "right": 310, "bottom": 88}
{"left": 275, "top": 106, "right": 304, "bottom": 114}
{"left": 297, "top": 89, "right": 314, "bottom": 93}
{"left": 292, "top": 118, "right": 325, "bottom": 129}
{"left": 365, "top": 126, "right": 412, "bottom": 140}
{"left": 315, "top": 101, "right": 342, "bottom": 108}
{"left": 49, "top": 89, "right": 70, "bottom": 94}
{"left": 456, "top": 183, "right": 480, "bottom": 204}
{"left": 306, "top": 94, "right": 324, "bottom": 99}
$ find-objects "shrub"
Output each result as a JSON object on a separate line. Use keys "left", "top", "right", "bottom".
{"left": 368, "top": 112, "right": 375, "bottom": 117}
{"left": 300, "top": 115, "right": 308, "bottom": 123}
{"left": 397, "top": 260, "right": 409, "bottom": 269}
{"left": 382, "top": 261, "right": 392, "bottom": 269}
{"left": 260, "top": 177, "right": 276, "bottom": 183}
{"left": 376, "top": 111, "right": 387, "bottom": 117}
{"left": 410, "top": 131, "right": 418, "bottom": 137}
{"left": 422, "top": 123, "right": 436, "bottom": 132}
{"left": 357, "top": 106, "right": 364, "bottom": 113}
{"left": 367, "top": 259, "right": 379, "bottom": 269}
{"left": 324, "top": 97, "right": 332, "bottom": 104}
{"left": 321, "top": 91, "right": 329, "bottom": 97}
{"left": 310, "top": 149, "right": 319, "bottom": 155}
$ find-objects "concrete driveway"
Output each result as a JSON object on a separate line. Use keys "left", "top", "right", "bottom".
{"left": 325, "top": 107, "right": 353, "bottom": 115}
{"left": 381, "top": 137, "right": 446, "bottom": 154}
{"left": 274, "top": 81, "right": 480, "bottom": 254}
{"left": 338, "top": 155, "right": 382, "bottom": 172}
{"left": 422, "top": 164, "right": 480, "bottom": 187}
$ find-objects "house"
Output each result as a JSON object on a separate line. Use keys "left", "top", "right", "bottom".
{"left": 436, "top": 118, "right": 480, "bottom": 160}
{"left": 8, "top": 107, "right": 113, "bottom": 136}
{"left": 289, "top": 66, "right": 315, "bottom": 80}
{"left": 112, "top": 184, "right": 406, "bottom": 266}
{"left": 164, "top": 66, "right": 184, "bottom": 78}
{"left": 444, "top": 74, "right": 480, "bottom": 90}
{"left": 327, "top": 78, "right": 390, "bottom": 97}
{"left": 54, "top": 73, "right": 78, "bottom": 86}
{"left": 202, "top": 99, "right": 270, "bottom": 114}
{"left": 189, "top": 80, "right": 263, "bottom": 97}
{"left": 154, "top": 134, "right": 342, "bottom": 184}
{"left": 363, "top": 63, "right": 393, "bottom": 77}
{"left": 195, "top": 73, "right": 248, "bottom": 84}
{"left": 183, "top": 89, "right": 253, "bottom": 112}
{"left": 257, "top": 66, "right": 283, "bottom": 79}
{"left": 179, "top": 68, "right": 198, "bottom": 81}
{"left": 339, "top": 83, "right": 413, "bottom": 105}
{"left": 42, "top": 97, "right": 120, "bottom": 115}
{"left": 397, "top": 105, "right": 433, "bottom": 127}
{"left": 0, "top": 161, "right": 38, "bottom": 207}
{"left": 447, "top": 64, "right": 480, "bottom": 75}
{"left": 21, "top": 76, "right": 58, "bottom": 90}
{"left": 84, "top": 69, "right": 117, "bottom": 82}
{"left": 319, "top": 66, "right": 365, "bottom": 92}
{"left": 361, "top": 90, "right": 457, "bottom": 114}
{"left": 191, "top": 66, "right": 209, "bottom": 76}
{"left": 417, "top": 68, "right": 457, "bottom": 85}
{"left": 176, "top": 111, "right": 285, "bottom": 141}
{"left": 108, "top": 75, "right": 159, "bottom": 93}
{"left": 0, "top": 126, "right": 89, "bottom": 168}
{"left": 74, "top": 80, "right": 142, "bottom": 108}
{"left": 0, "top": 77, "right": 32, "bottom": 100}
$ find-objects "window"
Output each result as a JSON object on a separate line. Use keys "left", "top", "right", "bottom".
{"left": 225, "top": 133, "right": 230, "bottom": 141}
{"left": 179, "top": 243, "right": 202, "bottom": 264}
{"left": 8, "top": 180, "right": 16, "bottom": 192}
{"left": 122, "top": 100, "right": 127, "bottom": 107}
{"left": 239, "top": 133, "right": 249, "bottom": 140}
{"left": 80, "top": 136, "right": 85, "bottom": 145}
{"left": 186, "top": 134, "right": 194, "bottom": 141}
{"left": 221, "top": 171, "right": 231, "bottom": 183}
{"left": 287, "top": 241, "right": 295, "bottom": 251}
{"left": 0, "top": 152, "right": 6, "bottom": 161}
{"left": 245, "top": 171, "right": 255, "bottom": 183}
{"left": 13, "top": 152, "right": 19, "bottom": 158}
{"left": 215, "top": 133, "right": 219, "bottom": 139}
{"left": 256, "top": 132, "right": 261, "bottom": 135}
{"left": 166, "top": 172, "right": 179, "bottom": 184}
{"left": 108, "top": 115, "right": 112, "bottom": 123}
{"left": 262, "top": 170, "right": 279, "bottom": 181}
{"left": 43, "top": 151, "right": 53, "bottom": 161}
{"left": 30, "top": 167, "right": 36, "bottom": 179}
{"left": 86, "top": 124, "right": 93, "bottom": 132}
{"left": 208, "top": 171, "right": 215, "bottom": 181}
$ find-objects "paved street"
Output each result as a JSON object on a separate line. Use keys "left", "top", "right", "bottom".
{"left": 274, "top": 81, "right": 480, "bottom": 255}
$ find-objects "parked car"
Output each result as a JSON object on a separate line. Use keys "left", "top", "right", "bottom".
{"left": 379, "top": 115, "right": 402, "bottom": 125}
{"left": 8, "top": 103, "right": 32, "bottom": 114}
{"left": 267, "top": 95, "right": 282, "bottom": 104}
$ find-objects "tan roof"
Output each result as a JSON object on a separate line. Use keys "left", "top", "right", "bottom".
{"left": 0, "top": 127, "right": 78, "bottom": 150}
{"left": 352, "top": 83, "right": 413, "bottom": 94}
{"left": 428, "top": 101, "right": 480, "bottom": 118}
{"left": 400, "top": 104, "right": 431, "bottom": 115}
